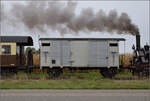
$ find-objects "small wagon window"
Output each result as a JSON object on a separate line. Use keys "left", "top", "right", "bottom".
{"left": 2, "top": 45, "right": 11, "bottom": 55}
{"left": 109, "top": 43, "right": 118, "bottom": 47}
{"left": 52, "top": 60, "right": 56, "bottom": 64}
{"left": 42, "top": 43, "right": 50, "bottom": 46}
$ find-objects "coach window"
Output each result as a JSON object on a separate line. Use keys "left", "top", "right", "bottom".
{"left": 2, "top": 45, "right": 11, "bottom": 55}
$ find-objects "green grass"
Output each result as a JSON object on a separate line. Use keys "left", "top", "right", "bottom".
{"left": 15, "top": 72, "right": 49, "bottom": 80}
{"left": 0, "top": 72, "right": 149, "bottom": 89}
{"left": 114, "top": 72, "right": 133, "bottom": 79}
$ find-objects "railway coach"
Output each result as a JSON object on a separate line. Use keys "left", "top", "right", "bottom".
{"left": 0, "top": 36, "right": 33, "bottom": 75}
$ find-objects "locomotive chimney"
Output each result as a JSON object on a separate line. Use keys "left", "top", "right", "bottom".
{"left": 136, "top": 35, "right": 141, "bottom": 50}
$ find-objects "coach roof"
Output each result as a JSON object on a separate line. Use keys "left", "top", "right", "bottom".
{"left": 0, "top": 36, "right": 33, "bottom": 46}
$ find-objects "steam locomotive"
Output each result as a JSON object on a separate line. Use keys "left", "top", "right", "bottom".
{"left": 130, "top": 35, "right": 150, "bottom": 77}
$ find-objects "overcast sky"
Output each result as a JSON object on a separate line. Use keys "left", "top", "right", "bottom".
{"left": 0, "top": 0, "right": 149, "bottom": 53}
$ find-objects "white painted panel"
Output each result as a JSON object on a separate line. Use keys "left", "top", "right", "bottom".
{"left": 40, "top": 40, "right": 51, "bottom": 67}
{"left": 109, "top": 41, "right": 119, "bottom": 67}
{"left": 40, "top": 39, "right": 120, "bottom": 68}
{"left": 46, "top": 40, "right": 71, "bottom": 67}
{"left": 97, "top": 41, "right": 108, "bottom": 67}
{"left": 70, "top": 41, "right": 89, "bottom": 67}
{"left": 50, "top": 40, "right": 61, "bottom": 66}
{"left": 61, "top": 40, "right": 70, "bottom": 66}
{"left": 40, "top": 51, "right": 50, "bottom": 66}
{"left": 89, "top": 41, "right": 97, "bottom": 66}
{"left": 89, "top": 41, "right": 108, "bottom": 67}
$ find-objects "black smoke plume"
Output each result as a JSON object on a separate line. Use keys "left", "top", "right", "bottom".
{"left": 3, "top": 1, "right": 139, "bottom": 35}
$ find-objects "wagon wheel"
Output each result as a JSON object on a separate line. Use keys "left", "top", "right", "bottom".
{"left": 100, "top": 68, "right": 117, "bottom": 78}
{"left": 48, "top": 68, "right": 62, "bottom": 78}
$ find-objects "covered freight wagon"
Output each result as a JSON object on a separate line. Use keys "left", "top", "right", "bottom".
{"left": 39, "top": 38, "right": 125, "bottom": 78}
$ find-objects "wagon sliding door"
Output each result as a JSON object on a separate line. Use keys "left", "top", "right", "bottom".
{"left": 70, "top": 41, "right": 89, "bottom": 67}
{"left": 89, "top": 41, "right": 109, "bottom": 67}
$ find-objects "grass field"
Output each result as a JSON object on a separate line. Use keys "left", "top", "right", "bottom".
{"left": 0, "top": 72, "right": 149, "bottom": 89}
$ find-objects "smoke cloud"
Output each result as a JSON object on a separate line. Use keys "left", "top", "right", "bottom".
{"left": 4, "top": 1, "right": 139, "bottom": 35}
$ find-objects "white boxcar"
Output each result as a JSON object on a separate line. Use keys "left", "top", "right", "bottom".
{"left": 39, "top": 38, "right": 125, "bottom": 69}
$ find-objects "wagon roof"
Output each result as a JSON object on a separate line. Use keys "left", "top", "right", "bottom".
{"left": 0, "top": 36, "right": 33, "bottom": 46}
{"left": 39, "top": 38, "right": 125, "bottom": 41}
